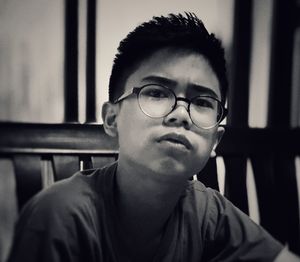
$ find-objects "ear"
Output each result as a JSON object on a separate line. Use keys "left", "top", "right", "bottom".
{"left": 101, "top": 102, "right": 119, "bottom": 137}
{"left": 210, "top": 126, "right": 225, "bottom": 158}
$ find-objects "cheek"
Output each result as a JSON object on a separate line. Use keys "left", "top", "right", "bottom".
{"left": 116, "top": 103, "right": 150, "bottom": 150}
{"left": 191, "top": 130, "right": 217, "bottom": 165}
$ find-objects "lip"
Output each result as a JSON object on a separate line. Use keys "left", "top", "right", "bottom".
{"left": 157, "top": 133, "right": 192, "bottom": 150}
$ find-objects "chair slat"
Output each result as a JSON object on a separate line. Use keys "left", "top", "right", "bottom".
{"left": 251, "top": 154, "right": 300, "bottom": 254}
{"left": 197, "top": 157, "right": 219, "bottom": 191}
{"left": 13, "top": 155, "right": 42, "bottom": 210}
{"left": 52, "top": 155, "right": 79, "bottom": 181}
{"left": 41, "top": 158, "right": 55, "bottom": 188}
{"left": 273, "top": 155, "right": 300, "bottom": 254}
{"left": 80, "top": 155, "right": 93, "bottom": 170}
{"left": 250, "top": 155, "right": 277, "bottom": 232}
{"left": 223, "top": 156, "right": 249, "bottom": 214}
{"left": 0, "top": 158, "right": 18, "bottom": 262}
{"left": 91, "top": 155, "right": 116, "bottom": 169}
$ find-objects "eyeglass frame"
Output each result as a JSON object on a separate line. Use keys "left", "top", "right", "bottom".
{"left": 114, "top": 84, "right": 228, "bottom": 129}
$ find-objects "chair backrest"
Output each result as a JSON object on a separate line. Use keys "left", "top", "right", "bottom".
{"left": 0, "top": 123, "right": 118, "bottom": 210}
{"left": 1, "top": 122, "right": 300, "bottom": 256}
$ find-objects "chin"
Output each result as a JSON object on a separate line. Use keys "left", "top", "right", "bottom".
{"left": 154, "top": 158, "right": 194, "bottom": 179}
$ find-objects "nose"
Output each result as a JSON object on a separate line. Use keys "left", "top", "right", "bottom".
{"left": 163, "top": 100, "right": 193, "bottom": 129}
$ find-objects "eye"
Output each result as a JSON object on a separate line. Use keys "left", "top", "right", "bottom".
{"left": 148, "top": 89, "right": 166, "bottom": 98}
{"left": 142, "top": 85, "right": 170, "bottom": 98}
{"left": 192, "top": 97, "right": 215, "bottom": 109}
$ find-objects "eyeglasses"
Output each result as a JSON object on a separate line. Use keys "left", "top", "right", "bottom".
{"left": 114, "top": 84, "right": 227, "bottom": 129}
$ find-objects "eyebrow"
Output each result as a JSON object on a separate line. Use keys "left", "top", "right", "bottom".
{"left": 141, "top": 75, "right": 177, "bottom": 87}
{"left": 188, "top": 83, "right": 219, "bottom": 99}
{"left": 141, "top": 75, "right": 220, "bottom": 99}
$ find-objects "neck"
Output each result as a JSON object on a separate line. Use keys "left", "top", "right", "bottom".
{"left": 115, "top": 158, "right": 188, "bottom": 260}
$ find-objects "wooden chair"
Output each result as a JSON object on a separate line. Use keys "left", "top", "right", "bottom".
{"left": 0, "top": 122, "right": 299, "bottom": 256}
{"left": 1, "top": 1, "right": 299, "bottom": 260}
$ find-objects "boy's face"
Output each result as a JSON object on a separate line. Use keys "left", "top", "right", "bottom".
{"left": 103, "top": 48, "right": 224, "bottom": 180}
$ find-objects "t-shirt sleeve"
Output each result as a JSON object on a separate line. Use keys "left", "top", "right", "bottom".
{"left": 202, "top": 189, "right": 284, "bottom": 262}
{"left": 7, "top": 179, "right": 101, "bottom": 262}
{"left": 8, "top": 196, "right": 75, "bottom": 262}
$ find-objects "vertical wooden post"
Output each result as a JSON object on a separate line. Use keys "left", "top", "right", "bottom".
{"left": 224, "top": 0, "right": 253, "bottom": 215}
{"left": 267, "top": 0, "right": 300, "bottom": 253}
{"left": 227, "top": 0, "right": 252, "bottom": 128}
{"left": 86, "top": 0, "right": 97, "bottom": 123}
{"left": 64, "top": 0, "right": 79, "bottom": 122}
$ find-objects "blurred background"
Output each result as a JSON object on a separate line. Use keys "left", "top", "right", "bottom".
{"left": 0, "top": 0, "right": 235, "bottom": 124}
{"left": 0, "top": 0, "right": 300, "bottom": 261}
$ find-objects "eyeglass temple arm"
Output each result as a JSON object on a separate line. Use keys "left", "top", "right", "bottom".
{"left": 114, "top": 88, "right": 138, "bottom": 103}
{"left": 218, "top": 108, "right": 228, "bottom": 128}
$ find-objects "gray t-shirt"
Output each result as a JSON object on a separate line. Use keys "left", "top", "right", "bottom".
{"left": 8, "top": 162, "right": 283, "bottom": 261}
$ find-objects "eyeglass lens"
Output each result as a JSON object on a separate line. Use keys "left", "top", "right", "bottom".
{"left": 137, "top": 85, "right": 224, "bottom": 129}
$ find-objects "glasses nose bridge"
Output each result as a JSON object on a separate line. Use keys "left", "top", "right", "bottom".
{"left": 174, "top": 97, "right": 190, "bottom": 111}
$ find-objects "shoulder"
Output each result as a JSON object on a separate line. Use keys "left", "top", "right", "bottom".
{"left": 182, "top": 180, "right": 222, "bottom": 212}
{"left": 17, "top": 162, "right": 117, "bottom": 231}
{"left": 8, "top": 163, "right": 117, "bottom": 262}
{"left": 179, "top": 180, "right": 224, "bottom": 235}
{"left": 31, "top": 161, "right": 116, "bottom": 206}
{"left": 184, "top": 181, "right": 270, "bottom": 236}
{"left": 29, "top": 169, "right": 99, "bottom": 212}
{"left": 182, "top": 181, "right": 284, "bottom": 261}
{"left": 183, "top": 180, "right": 249, "bottom": 219}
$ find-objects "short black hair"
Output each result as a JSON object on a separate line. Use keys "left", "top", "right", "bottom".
{"left": 108, "top": 12, "right": 228, "bottom": 104}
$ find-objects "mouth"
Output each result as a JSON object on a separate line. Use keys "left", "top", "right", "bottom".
{"left": 157, "top": 133, "right": 192, "bottom": 150}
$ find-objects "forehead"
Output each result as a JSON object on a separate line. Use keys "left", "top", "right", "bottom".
{"left": 125, "top": 48, "right": 221, "bottom": 99}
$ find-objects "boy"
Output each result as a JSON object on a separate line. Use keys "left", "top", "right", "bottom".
{"left": 8, "top": 12, "right": 299, "bottom": 261}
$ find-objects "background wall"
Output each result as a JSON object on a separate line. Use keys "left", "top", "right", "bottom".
{"left": 0, "top": 0, "right": 234, "bottom": 124}
{"left": 0, "top": 0, "right": 65, "bottom": 123}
